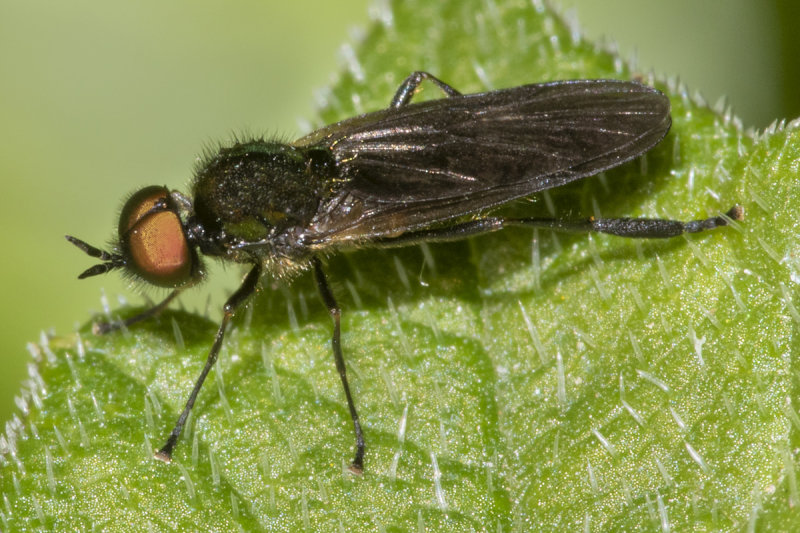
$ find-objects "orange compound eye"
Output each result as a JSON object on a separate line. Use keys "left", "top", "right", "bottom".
{"left": 119, "top": 186, "right": 194, "bottom": 288}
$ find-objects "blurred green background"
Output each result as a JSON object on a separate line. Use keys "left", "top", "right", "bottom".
{"left": 0, "top": 0, "right": 797, "bottom": 426}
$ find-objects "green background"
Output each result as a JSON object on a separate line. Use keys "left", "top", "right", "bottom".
{"left": 0, "top": 0, "right": 797, "bottom": 429}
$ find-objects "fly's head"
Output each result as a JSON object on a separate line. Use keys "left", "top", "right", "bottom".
{"left": 66, "top": 186, "right": 204, "bottom": 289}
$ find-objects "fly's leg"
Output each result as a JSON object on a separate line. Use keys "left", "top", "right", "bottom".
{"left": 92, "top": 289, "right": 182, "bottom": 335}
{"left": 313, "top": 257, "right": 365, "bottom": 474}
{"left": 391, "top": 71, "right": 462, "bottom": 108}
{"left": 65, "top": 235, "right": 187, "bottom": 334}
{"left": 154, "top": 263, "right": 262, "bottom": 463}
{"left": 375, "top": 206, "right": 744, "bottom": 246}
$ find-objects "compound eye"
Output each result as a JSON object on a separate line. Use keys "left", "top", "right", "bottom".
{"left": 119, "top": 186, "right": 193, "bottom": 288}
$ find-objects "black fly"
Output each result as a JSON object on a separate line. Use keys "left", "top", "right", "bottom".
{"left": 66, "top": 71, "right": 742, "bottom": 473}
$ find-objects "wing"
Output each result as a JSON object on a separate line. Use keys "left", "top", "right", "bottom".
{"left": 295, "top": 79, "right": 671, "bottom": 243}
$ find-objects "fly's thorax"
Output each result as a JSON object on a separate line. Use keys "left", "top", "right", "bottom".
{"left": 191, "top": 140, "right": 337, "bottom": 259}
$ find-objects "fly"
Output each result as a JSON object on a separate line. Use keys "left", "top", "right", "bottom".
{"left": 66, "top": 71, "right": 743, "bottom": 474}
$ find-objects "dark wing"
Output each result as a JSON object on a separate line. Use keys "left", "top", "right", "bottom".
{"left": 294, "top": 79, "right": 671, "bottom": 243}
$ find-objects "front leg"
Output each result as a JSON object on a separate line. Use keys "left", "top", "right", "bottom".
{"left": 93, "top": 289, "right": 182, "bottom": 335}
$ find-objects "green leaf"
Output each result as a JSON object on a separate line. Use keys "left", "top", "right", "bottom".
{"left": 3, "top": 0, "right": 799, "bottom": 530}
